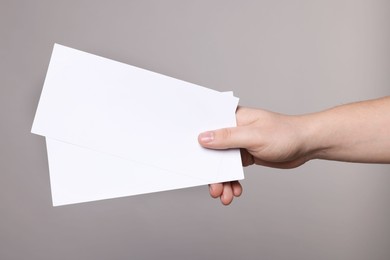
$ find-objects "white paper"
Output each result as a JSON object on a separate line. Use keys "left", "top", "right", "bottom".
{"left": 32, "top": 44, "right": 244, "bottom": 206}
{"left": 46, "top": 138, "right": 242, "bottom": 206}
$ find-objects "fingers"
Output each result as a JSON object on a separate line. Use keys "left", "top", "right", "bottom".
{"left": 198, "top": 126, "right": 254, "bottom": 150}
{"left": 231, "top": 181, "right": 242, "bottom": 197}
{"left": 209, "top": 183, "right": 223, "bottom": 198}
{"left": 220, "top": 182, "right": 233, "bottom": 205}
{"left": 209, "top": 181, "right": 242, "bottom": 205}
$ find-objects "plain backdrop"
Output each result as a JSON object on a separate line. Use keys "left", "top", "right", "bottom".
{"left": 0, "top": 1, "right": 389, "bottom": 260}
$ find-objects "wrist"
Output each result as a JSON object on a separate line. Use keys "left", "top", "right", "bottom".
{"left": 295, "top": 112, "right": 332, "bottom": 161}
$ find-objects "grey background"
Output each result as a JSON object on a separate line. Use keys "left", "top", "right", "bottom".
{"left": 1, "top": 0, "right": 389, "bottom": 259}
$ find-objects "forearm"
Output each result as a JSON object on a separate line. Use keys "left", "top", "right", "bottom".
{"left": 303, "top": 96, "right": 390, "bottom": 163}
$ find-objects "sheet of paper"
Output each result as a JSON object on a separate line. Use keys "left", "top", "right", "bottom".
{"left": 46, "top": 137, "right": 243, "bottom": 206}
{"left": 32, "top": 44, "right": 244, "bottom": 206}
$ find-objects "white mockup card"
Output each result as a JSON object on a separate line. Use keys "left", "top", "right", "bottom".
{"left": 32, "top": 44, "right": 244, "bottom": 206}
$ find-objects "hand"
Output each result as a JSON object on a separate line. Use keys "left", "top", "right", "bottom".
{"left": 198, "top": 106, "right": 312, "bottom": 205}
{"left": 199, "top": 97, "right": 390, "bottom": 205}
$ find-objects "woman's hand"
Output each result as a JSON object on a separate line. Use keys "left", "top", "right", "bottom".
{"left": 198, "top": 106, "right": 312, "bottom": 205}
{"left": 199, "top": 97, "right": 390, "bottom": 205}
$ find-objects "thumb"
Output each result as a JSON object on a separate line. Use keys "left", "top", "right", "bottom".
{"left": 198, "top": 126, "right": 254, "bottom": 149}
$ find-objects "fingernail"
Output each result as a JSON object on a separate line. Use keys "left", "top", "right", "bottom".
{"left": 199, "top": 131, "right": 214, "bottom": 143}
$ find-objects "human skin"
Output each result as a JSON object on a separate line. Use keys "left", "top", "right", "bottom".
{"left": 198, "top": 96, "right": 390, "bottom": 205}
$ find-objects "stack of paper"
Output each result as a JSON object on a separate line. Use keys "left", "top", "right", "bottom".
{"left": 31, "top": 44, "right": 244, "bottom": 206}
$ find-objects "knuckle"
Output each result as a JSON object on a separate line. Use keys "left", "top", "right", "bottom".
{"left": 220, "top": 128, "right": 232, "bottom": 140}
